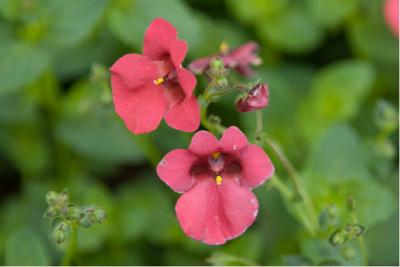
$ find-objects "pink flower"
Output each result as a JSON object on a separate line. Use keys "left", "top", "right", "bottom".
{"left": 110, "top": 18, "right": 200, "bottom": 134}
{"left": 236, "top": 83, "right": 269, "bottom": 112}
{"left": 156, "top": 126, "right": 274, "bottom": 245}
{"left": 383, "top": 0, "right": 399, "bottom": 37}
{"left": 189, "top": 42, "right": 262, "bottom": 77}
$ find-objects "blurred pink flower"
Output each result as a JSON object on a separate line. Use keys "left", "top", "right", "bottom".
{"left": 384, "top": 0, "right": 399, "bottom": 37}
{"left": 189, "top": 42, "right": 262, "bottom": 77}
{"left": 236, "top": 83, "right": 269, "bottom": 112}
{"left": 110, "top": 18, "right": 200, "bottom": 134}
{"left": 157, "top": 126, "right": 274, "bottom": 245}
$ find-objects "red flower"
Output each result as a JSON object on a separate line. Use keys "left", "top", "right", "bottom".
{"left": 110, "top": 18, "right": 200, "bottom": 134}
{"left": 156, "top": 126, "right": 274, "bottom": 245}
{"left": 236, "top": 83, "right": 269, "bottom": 112}
{"left": 189, "top": 42, "right": 262, "bottom": 77}
{"left": 383, "top": 0, "right": 399, "bottom": 38}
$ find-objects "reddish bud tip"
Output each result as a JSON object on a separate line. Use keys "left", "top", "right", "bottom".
{"left": 236, "top": 83, "right": 269, "bottom": 112}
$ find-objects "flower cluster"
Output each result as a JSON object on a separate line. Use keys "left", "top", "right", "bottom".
{"left": 44, "top": 189, "right": 106, "bottom": 244}
{"left": 109, "top": 18, "right": 273, "bottom": 245}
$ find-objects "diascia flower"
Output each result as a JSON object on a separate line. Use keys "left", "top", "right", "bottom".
{"left": 156, "top": 126, "right": 274, "bottom": 245}
{"left": 189, "top": 42, "right": 262, "bottom": 77}
{"left": 383, "top": 0, "right": 399, "bottom": 37}
{"left": 110, "top": 18, "right": 200, "bottom": 134}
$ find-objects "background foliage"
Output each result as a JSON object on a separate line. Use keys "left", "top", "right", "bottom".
{"left": 0, "top": 0, "right": 398, "bottom": 265}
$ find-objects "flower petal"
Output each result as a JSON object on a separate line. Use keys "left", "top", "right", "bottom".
{"left": 188, "top": 57, "right": 212, "bottom": 74}
{"left": 157, "top": 149, "right": 197, "bottom": 193}
{"left": 238, "top": 144, "right": 274, "bottom": 188}
{"left": 110, "top": 53, "right": 158, "bottom": 92}
{"left": 189, "top": 130, "right": 220, "bottom": 155}
{"left": 143, "top": 18, "right": 178, "bottom": 60}
{"left": 164, "top": 95, "right": 200, "bottom": 132}
{"left": 170, "top": 39, "right": 188, "bottom": 68}
{"left": 176, "top": 67, "right": 197, "bottom": 96}
{"left": 220, "top": 126, "right": 249, "bottom": 153}
{"left": 113, "top": 84, "right": 167, "bottom": 134}
{"left": 176, "top": 178, "right": 259, "bottom": 245}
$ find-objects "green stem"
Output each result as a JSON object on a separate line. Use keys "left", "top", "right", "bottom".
{"left": 255, "top": 110, "right": 263, "bottom": 133}
{"left": 256, "top": 110, "right": 318, "bottom": 235}
{"left": 62, "top": 223, "right": 77, "bottom": 266}
{"left": 350, "top": 209, "right": 368, "bottom": 265}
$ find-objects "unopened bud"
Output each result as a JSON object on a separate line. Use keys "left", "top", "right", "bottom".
{"left": 53, "top": 222, "right": 70, "bottom": 244}
{"left": 46, "top": 191, "right": 58, "bottom": 205}
{"left": 78, "top": 214, "right": 92, "bottom": 228}
{"left": 210, "top": 57, "right": 224, "bottom": 70}
{"left": 236, "top": 83, "right": 269, "bottom": 112}
{"left": 66, "top": 206, "right": 82, "bottom": 220}
{"left": 92, "top": 208, "right": 107, "bottom": 224}
{"left": 329, "top": 229, "right": 347, "bottom": 246}
{"left": 59, "top": 189, "right": 69, "bottom": 203}
{"left": 44, "top": 207, "right": 58, "bottom": 218}
{"left": 344, "top": 223, "right": 365, "bottom": 239}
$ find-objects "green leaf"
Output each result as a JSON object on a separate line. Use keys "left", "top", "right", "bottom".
{"left": 306, "top": 124, "right": 370, "bottom": 181}
{"left": 0, "top": 42, "right": 50, "bottom": 95}
{"left": 114, "top": 175, "right": 178, "bottom": 244}
{"left": 304, "top": 124, "right": 397, "bottom": 227}
{"left": 0, "top": 124, "right": 51, "bottom": 176}
{"left": 347, "top": 0, "right": 398, "bottom": 65}
{"left": 107, "top": 0, "right": 201, "bottom": 52}
{"left": 207, "top": 252, "right": 258, "bottom": 266}
{"left": 307, "top": 0, "right": 361, "bottom": 29}
{"left": 56, "top": 80, "right": 144, "bottom": 163}
{"left": 227, "top": 0, "right": 322, "bottom": 53}
{"left": 5, "top": 227, "right": 50, "bottom": 265}
{"left": 300, "top": 238, "right": 363, "bottom": 265}
{"left": 299, "top": 60, "right": 374, "bottom": 141}
{"left": 258, "top": 5, "right": 323, "bottom": 53}
{"left": 41, "top": 0, "right": 108, "bottom": 47}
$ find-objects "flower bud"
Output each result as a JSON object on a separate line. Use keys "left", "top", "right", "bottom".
{"left": 236, "top": 83, "right": 269, "bottom": 112}
{"left": 344, "top": 223, "right": 365, "bottom": 239}
{"left": 66, "top": 206, "right": 83, "bottom": 220}
{"left": 92, "top": 208, "right": 107, "bottom": 224}
{"left": 207, "top": 57, "right": 229, "bottom": 81}
{"left": 53, "top": 222, "right": 70, "bottom": 244}
{"left": 44, "top": 207, "right": 58, "bottom": 218}
{"left": 329, "top": 229, "right": 347, "bottom": 246}
{"left": 46, "top": 191, "right": 58, "bottom": 205}
{"left": 78, "top": 214, "right": 92, "bottom": 228}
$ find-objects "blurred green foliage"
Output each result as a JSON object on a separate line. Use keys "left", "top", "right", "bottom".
{"left": 0, "top": 0, "right": 398, "bottom": 265}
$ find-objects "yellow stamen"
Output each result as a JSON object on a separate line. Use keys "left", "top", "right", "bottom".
{"left": 219, "top": 41, "right": 229, "bottom": 54}
{"left": 215, "top": 175, "right": 222, "bottom": 185}
{"left": 154, "top": 77, "right": 164, "bottom": 85}
{"left": 211, "top": 151, "right": 221, "bottom": 160}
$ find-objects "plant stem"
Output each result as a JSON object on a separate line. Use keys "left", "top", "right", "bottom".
{"left": 255, "top": 110, "right": 318, "bottom": 235}
{"left": 62, "top": 223, "right": 77, "bottom": 266}
{"left": 255, "top": 110, "right": 263, "bottom": 133}
{"left": 350, "top": 207, "right": 368, "bottom": 265}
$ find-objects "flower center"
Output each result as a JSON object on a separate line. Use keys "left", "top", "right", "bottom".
{"left": 215, "top": 175, "right": 222, "bottom": 185}
{"left": 211, "top": 151, "right": 221, "bottom": 160}
{"left": 154, "top": 77, "right": 164, "bottom": 85}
